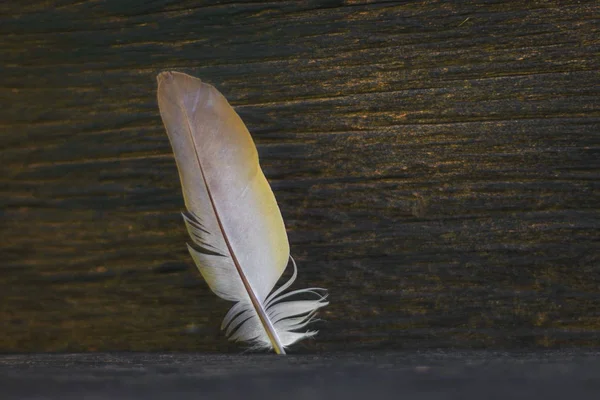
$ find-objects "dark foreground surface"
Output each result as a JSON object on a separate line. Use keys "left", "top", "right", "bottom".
{"left": 1, "top": 350, "right": 599, "bottom": 399}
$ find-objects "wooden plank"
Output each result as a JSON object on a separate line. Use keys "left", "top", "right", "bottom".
{"left": 1, "top": 0, "right": 598, "bottom": 352}
{"left": 2, "top": 351, "right": 600, "bottom": 399}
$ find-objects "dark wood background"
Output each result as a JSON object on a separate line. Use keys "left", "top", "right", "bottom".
{"left": 1, "top": 0, "right": 598, "bottom": 353}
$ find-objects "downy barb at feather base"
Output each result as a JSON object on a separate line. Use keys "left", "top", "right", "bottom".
{"left": 156, "top": 71, "right": 328, "bottom": 354}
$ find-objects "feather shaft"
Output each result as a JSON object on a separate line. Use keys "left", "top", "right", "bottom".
{"left": 183, "top": 109, "right": 285, "bottom": 354}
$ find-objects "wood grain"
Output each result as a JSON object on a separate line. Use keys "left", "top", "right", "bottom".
{"left": 1, "top": 0, "right": 598, "bottom": 352}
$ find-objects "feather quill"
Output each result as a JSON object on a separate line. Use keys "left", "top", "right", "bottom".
{"left": 156, "top": 71, "right": 327, "bottom": 354}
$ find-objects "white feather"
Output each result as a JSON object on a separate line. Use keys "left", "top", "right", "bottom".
{"left": 157, "top": 71, "right": 328, "bottom": 354}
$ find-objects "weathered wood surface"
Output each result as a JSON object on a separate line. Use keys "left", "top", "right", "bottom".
{"left": 2, "top": 351, "right": 600, "bottom": 399}
{"left": 1, "top": 1, "right": 598, "bottom": 352}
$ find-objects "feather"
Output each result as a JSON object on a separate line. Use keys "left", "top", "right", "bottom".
{"left": 156, "top": 71, "right": 328, "bottom": 354}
